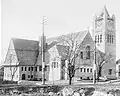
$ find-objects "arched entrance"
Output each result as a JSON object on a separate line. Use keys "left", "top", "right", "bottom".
{"left": 22, "top": 74, "right": 26, "bottom": 80}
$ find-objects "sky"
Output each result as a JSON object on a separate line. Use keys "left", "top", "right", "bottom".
{"left": 1, "top": 0, "right": 120, "bottom": 64}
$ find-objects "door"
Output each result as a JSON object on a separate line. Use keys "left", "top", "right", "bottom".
{"left": 22, "top": 74, "right": 26, "bottom": 80}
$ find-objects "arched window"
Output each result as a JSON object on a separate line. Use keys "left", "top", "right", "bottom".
{"left": 86, "top": 45, "right": 90, "bottom": 59}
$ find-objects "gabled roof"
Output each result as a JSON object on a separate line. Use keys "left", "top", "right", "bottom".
{"left": 56, "top": 45, "right": 69, "bottom": 60}
{"left": 36, "top": 41, "right": 58, "bottom": 65}
{"left": 4, "top": 30, "right": 92, "bottom": 66}
{"left": 49, "top": 30, "right": 89, "bottom": 46}
{"left": 12, "top": 38, "right": 39, "bottom": 51}
{"left": 4, "top": 38, "right": 39, "bottom": 66}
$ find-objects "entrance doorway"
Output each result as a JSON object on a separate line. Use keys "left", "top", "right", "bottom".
{"left": 22, "top": 74, "right": 26, "bottom": 80}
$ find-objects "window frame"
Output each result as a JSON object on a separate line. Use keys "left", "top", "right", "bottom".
{"left": 84, "top": 68, "right": 86, "bottom": 72}
{"left": 28, "top": 67, "right": 31, "bottom": 71}
{"left": 39, "top": 66, "right": 42, "bottom": 71}
{"left": 87, "top": 68, "right": 89, "bottom": 72}
{"left": 25, "top": 67, "right": 27, "bottom": 71}
{"left": 100, "top": 34, "right": 102, "bottom": 43}
{"left": 21, "top": 66, "right": 23, "bottom": 71}
{"left": 80, "top": 51, "right": 83, "bottom": 59}
{"left": 35, "top": 66, "right": 37, "bottom": 71}
{"left": 86, "top": 45, "right": 90, "bottom": 59}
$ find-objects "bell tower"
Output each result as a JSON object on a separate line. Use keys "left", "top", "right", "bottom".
{"left": 93, "top": 6, "right": 116, "bottom": 78}
{"left": 93, "top": 6, "right": 116, "bottom": 55}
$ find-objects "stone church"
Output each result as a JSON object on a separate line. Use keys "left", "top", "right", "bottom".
{"left": 3, "top": 6, "right": 116, "bottom": 81}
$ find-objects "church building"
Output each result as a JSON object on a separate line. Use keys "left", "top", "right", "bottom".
{"left": 3, "top": 6, "right": 116, "bottom": 81}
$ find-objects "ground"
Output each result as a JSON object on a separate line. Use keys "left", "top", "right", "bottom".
{"left": 0, "top": 79, "right": 120, "bottom": 96}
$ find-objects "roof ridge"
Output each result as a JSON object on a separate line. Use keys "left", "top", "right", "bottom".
{"left": 11, "top": 38, "right": 38, "bottom": 42}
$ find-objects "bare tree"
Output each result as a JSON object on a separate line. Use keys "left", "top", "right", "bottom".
{"left": 59, "top": 32, "right": 80, "bottom": 85}
{"left": 96, "top": 51, "right": 112, "bottom": 81}
{"left": 8, "top": 54, "right": 18, "bottom": 81}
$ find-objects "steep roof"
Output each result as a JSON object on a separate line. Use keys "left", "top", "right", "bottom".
{"left": 47, "top": 30, "right": 89, "bottom": 46}
{"left": 74, "top": 30, "right": 89, "bottom": 45}
{"left": 4, "top": 30, "right": 91, "bottom": 66}
{"left": 12, "top": 38, "right": 39, "bottom": 51}
{"left": 56, "top": 45, "right": 69, "bottom": 60}
{"left": 35, "top": 41, "right": 58, "bottom": 65}
{"left": 4, "top": 38, "right": 39, "bottom": 66}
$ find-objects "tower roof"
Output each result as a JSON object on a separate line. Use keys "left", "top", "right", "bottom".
{"left": 96, "top": 6, "right": 110, "bottom": 19}
{"left": 102, "top": 6, "right": 110, "bottom": 17}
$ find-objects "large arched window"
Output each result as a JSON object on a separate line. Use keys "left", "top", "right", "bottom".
{"left": 86, "top": 45, "right": 90, "bottom": 59}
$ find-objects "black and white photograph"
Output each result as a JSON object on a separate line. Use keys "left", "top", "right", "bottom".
{"left": 1, "top": 0, "right": 120, "bottom": 95}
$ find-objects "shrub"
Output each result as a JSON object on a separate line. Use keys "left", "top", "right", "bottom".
{"left": 0, "top": 80, "right": 17, "bottom": 84}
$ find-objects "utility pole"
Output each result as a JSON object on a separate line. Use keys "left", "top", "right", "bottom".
{"left": 93, "top": 40, "right": 97, "bottom": 84}
{"left": 41, "top": 16, "right": 46, "bottom": 85}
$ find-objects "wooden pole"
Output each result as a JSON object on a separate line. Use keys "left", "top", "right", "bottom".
{"left": 93, "top": 40, "right": 96, "bottom": 84}
{"left": 41, "top": 16, "right": 46, "bottom": 85}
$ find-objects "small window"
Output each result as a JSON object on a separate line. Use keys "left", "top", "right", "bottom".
{"left": 100, "top": 35, "right": 102, "bottom": 43}
{"left": 45, "top": 65, "right": 47, "bottom": 71}
{"left": 108, "top": 69, "right": 112, "bottom": 75}
{"left": 84, "top": 68, "right": 86, "bottom": 72}
{"left": 110, "top": 35, "right": 111, "bottom": 43}
{"left": 80, "top": 68, "right": 82, "bottom": 72}
{"left": 87, "top": 68, "right": 89, "bottom": 72}
{"left": 119, "top": 72, "right": 120, "bottom": 76}
{"left": 28, "top": 75, "right": 30, "bottom": 78}
{"left": 80, "top": 77, "right": 82, "bottom": 80}
{"left": 35, "top": 67, "right": 37, "bottom": 71}
{"left": 31, "top": 75, "right": 33, "bottom": 78}
{"left": 80, "top": 52, "right": 83, "bottom": 59}
{"left": 54, "top": 62, "right": 56, "bottom": 68}
{"left": 98, "top": 35, "right": 100, "bottom": 43}
{"left": 107, "top": 35, "right": 109, "bottom": 43}
{"left": 90, "top": 68, "right": 92, "bottom": 72}
{"left": 39, "top": 66, "right": 42, "bottom": 71}
{"left": 31, "top": 67, "right": 33, "bottom": 71}
{"left": 86, "top": 46, "right": 90, "bottom": 59}
{"left": 57, "top": 62, "right": 59, "bottom": 68}
{"left": 21, "top": 67, "right": 23, "bottom": 71}
{"left": 112, "top": 35, "right": 114, "bottom": 43}
{"left": 28, "top": 67, "right": 31, "bottom": 71}
{"left": 25, "top": 67, "right": 27, "bottom": 71}
{"left": 52, "top": 63, "right": 54, "bottom": 68}
{"left": 52, "top": 62, "right": 58, "bottom": 68}
{"left": 98, "top": 35, "right": 99, "bottom": 43}
{"left": 95, "top": 36, "right": 97, "bottom": 43}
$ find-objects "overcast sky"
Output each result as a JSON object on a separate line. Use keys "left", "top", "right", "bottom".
{"left": 1, "top": 0, "right": 120, "bottom": 64}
